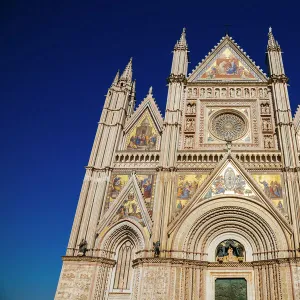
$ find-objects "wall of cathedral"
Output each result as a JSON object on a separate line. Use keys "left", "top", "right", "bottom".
{"left": 56, "top": 30, "right": 300, "bottom": 300}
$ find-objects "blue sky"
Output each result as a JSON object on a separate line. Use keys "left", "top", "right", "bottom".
{"left": 1, "top": 0, "right": 299, "bottom": 299}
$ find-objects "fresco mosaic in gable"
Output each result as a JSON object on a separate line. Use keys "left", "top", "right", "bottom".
{"left": 136, "top": 174, "right": 155, "bottom": 218}
{"left": 252, "top": 174, "right": 285, "bottom": 214}
{"left": 197, "top": 46, "right": 257, "bottom": 81}
{"left": 203, "top": 163, "right": 257, "bottom": 200}
{"left": 176, "top": 174, "right": 207, "bottom": 211}
{"left": 105, "top": 175, "right": 130, "bottom": 211}
{"left": 105, "top": 174, "right": 156, "bottom": 218}
{"left": 109, "top": 189, "right": 146, "bottom": 228}
{"left": 126, "top": 111, "right": 158, "bottom": 150}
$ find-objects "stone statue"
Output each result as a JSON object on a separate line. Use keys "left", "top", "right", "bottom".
{"left": 78, "top": 238, "right": 88, "bottom": 256}
{"left": 153, "top": 241, "right": 160, "bottom": 257}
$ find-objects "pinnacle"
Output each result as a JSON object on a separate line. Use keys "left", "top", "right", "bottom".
{"left": 175, "top": 27, "right": 188, "bottom": 49}
{"left": 111, "top": 69, "right": 120, "bottom": 86}
{"left": 120, "top": 57, "right": 133, "bottom": 81}
{"left": 268, "top": 27, "right": 280, "bottom": 49}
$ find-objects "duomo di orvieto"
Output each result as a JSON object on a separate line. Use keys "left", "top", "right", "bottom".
{"left": 55, "top": 28, "right": 300, "bottom": 300}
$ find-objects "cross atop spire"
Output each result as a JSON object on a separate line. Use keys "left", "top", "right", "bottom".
{"left": 267, "top": 27, "right": 280, "bottom": 51}
{"left": 174, "top": 28, "right": 188, "bottom": 50}
{"left": 120, "top": 57, "right": 133, "bottom": 82}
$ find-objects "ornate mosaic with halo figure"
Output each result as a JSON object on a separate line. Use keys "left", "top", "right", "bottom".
{"left": 209, "top": 110, "right": 248, "bottom": 141}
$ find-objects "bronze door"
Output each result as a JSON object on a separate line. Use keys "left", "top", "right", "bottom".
{"left": 215, "top": 278, "right": 247, "bottom": 300}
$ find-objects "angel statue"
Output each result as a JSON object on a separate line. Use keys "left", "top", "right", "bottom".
{"left": 153, "top": 241, "right": 160, "bottom": 257}
{"left": 78, "top": 238, "right": 88, "bottom": 256}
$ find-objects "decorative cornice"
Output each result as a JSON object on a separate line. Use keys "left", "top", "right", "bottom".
{"left": 269, "top": 74, "right": 289, "bottom": 83}
{"left": 132, "top": 257, "right": 300, "bottom": 268}
{"left": 62, "top": 255, "right": 116, "bottom": 266}
{"left": 167, "top": 74, "right": 187, "bottom": 84}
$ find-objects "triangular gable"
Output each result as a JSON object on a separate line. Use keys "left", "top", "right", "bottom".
{"left": 188, "top": 36, "right": 268, "bottom": 82}
{"left": 124, "top": 93, "right": 163, "bottom": 134}
{"left": 168, "top": 154, "right": 291, "bottom": 234}
{"left": 123, "top": 93, "right": 163, "bottom": 151}
{"left": 97, "top": 174, "right": 153, "bottom": 234}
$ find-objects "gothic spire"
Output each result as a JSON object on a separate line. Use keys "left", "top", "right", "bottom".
{"left": 267, "top": 27, "right": 280, "bottom": 51}
{"left": 174, "top": 28, "right": 188, "bottom": 50}
{"left": 120, "top": 57, "right": 133, "bottom": 82}
{"left": 111, "top": 69, "right": 119, "bottom": 86}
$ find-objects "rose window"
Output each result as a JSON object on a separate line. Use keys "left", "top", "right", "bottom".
{"left": 210, "top": 110, "right": 247, "bottom": 141}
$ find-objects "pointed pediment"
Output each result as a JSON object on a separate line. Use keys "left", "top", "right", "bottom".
{"left": 97, "top": 175, "right": 153, "bottom": 234}
{"left": 168, "top": 155, "right": 291, "bottom": 233}
{"left": 188, "top": 36, "right": 268, "bottom": 82}
{"left": 124, "top": 93, "right": 163, "bottom": 134}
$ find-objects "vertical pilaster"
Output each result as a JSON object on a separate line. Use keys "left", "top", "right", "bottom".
{"left": 153, "top": 29, "right": 189, "bottom": 252}
{"left": 267, "top": 27, "right": 300, "bottom": 251}
{"left": 66, "top": 60, "right": 134, "bottom": 255}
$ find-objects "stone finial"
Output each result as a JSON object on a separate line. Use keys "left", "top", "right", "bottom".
{"left": 148, "top": 86, "right": 153, "bottom": 97}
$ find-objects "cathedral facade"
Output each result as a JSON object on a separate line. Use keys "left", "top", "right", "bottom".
{"left": 55, "top": 28, "right": 300, "bottom": 300}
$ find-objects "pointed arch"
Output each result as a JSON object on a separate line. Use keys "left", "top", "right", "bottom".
{"left": 169, "top": 196, "right": 291, "bottom": 262}
{"left": 96, "top": 220, "right": 146, "bottom": 259}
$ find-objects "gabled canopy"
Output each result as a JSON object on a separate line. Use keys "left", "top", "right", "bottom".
{"left": 188, "top": 35, "right": 268, "bottom": 83}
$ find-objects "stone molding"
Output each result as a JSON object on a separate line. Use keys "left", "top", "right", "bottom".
{"left": 132, "top": 257, "right": 300, "bottom": 268}
{"left": 62, "top": 255, "right": 116, "bottom": 267}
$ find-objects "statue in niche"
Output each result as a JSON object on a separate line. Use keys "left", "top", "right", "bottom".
{"left": 264, "top": 136, "right": 274, "bottom": 148}
{"left": 200, "top": 88, "right": 205, "bottom": 97}
{"left": 221, "top": 88, "right": 227, "bottom": 97}
{"left": 193, "top": 88, "right": 198, "bottom": 97}
{"left": 207, "top": 88, "right": 212, "bottom": 98}
{"left": 258, "top": 88, "right": 263, "bottom": 98}
{"left": 229, "top": 88, "right": 235, "bottom": 98}
{"left": 264, "top": 88, "right": 268, "bottom": 98}
{"left": 262, "top": 120, "right": 271, "bottom": 131}
{"left": 186, "top": 104, "right": 191, "bottom": 114}
{"left": 236, "top": 88, "right": 242, "bottom": 97}
{"left": 191, "top": 104, "right": 196, "bottom": 114}
{"left": 185, "top": 136, "right": 194, "bottom": 148}
{"left": 245, "top": 88, "right": 250, "bottom": 98}
{"left": 187, "top": 88, "right": 192, "bottom": 97}
{"left": 185, "top": 119, "right": 195, "bottom": 131}
{"left": 216, "top": 239, "right": 244, "bottom": 262}
{"left": 78, "top": 239, "right": 88, "bottom": 256}
{"left": 215, "top": 89, "right": 220, "bottom": 98}
{"left": 251, "top": 88, "right": 256, "bottom": 98}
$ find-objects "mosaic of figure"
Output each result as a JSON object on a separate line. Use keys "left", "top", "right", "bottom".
{"left": 252, "top": 174, "right": 283, "bottom": 198}
{"left": 216, "top": 239, "right": 245, "bottom": 262}
{"left": 176, "top": 174, "right": 207, "bottom": 211}
{"left": 203, "top": 164, "right": 255, "bottom": 199}
{"left": 110, "top": 191, "right": 145, "bottom": 227}
{"left": 105, "top": 175, "right": 130, "bottom": 210}
{"left": 136, "top": 174, "right": 155, "bottom": 217}
{"left": 252, "top": 174, "right": 285, "bottom": 214}
{"left": 127, "top": 115, "right": 158, "bottom": 150}
{"left": 199, "top": 47, "right": 256, "bottom": 80}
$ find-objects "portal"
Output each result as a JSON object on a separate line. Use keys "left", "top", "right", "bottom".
{"left": 215, "top": 278, "right": 247, "bottom": 300}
